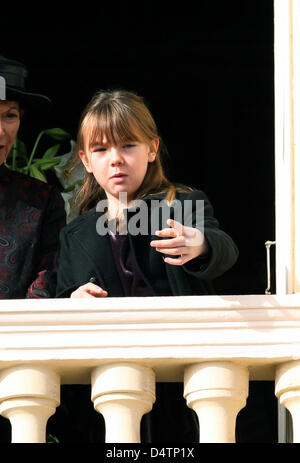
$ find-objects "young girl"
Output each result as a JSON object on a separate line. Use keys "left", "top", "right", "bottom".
{"left": 55, "top": 89, "right": 239, "bottom": 442}
{"left": 56, "top": 89, "right": 238, "bottom": 300}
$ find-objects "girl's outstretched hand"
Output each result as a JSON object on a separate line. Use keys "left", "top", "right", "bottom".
{"left": 150, "top": 218, "right": 208, "bottom": 266}
{"left": 71, "top": 283, "right": 108, "bottom": 298}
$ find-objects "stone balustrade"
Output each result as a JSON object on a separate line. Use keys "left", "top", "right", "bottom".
{"left": 0, "top": 294, "right": 300, "bottom": 443}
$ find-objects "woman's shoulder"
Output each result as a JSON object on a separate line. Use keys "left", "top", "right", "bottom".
{"left": 2, "top": 165, "right": 49, "bottom": 187}
{"left": 1, "top": 165, "right": 59, "bottom": 199}
{"left": 0, "top": 165, "right": 64, "bottom": 208}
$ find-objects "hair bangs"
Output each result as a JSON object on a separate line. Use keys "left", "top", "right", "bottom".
{"left": 82, "top": 104, "right": 146, "bottom": 150}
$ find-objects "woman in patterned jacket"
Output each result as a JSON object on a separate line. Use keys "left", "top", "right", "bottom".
{"left": 0, "top": 56, "right": 65, "bottom": 298}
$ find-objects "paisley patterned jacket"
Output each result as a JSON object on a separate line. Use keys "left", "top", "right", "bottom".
{"left": 0, "top": 165, "right": 66, "bottom": 298}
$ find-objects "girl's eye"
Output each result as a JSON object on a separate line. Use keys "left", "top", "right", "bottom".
{"left": 92, "top": 147, "right": 106, "bottom": 153}
{"left": 123, "top": 144, "right": 135, "bottom": 149}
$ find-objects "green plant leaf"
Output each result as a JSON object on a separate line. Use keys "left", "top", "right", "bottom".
{"left": 32, "top": 158, "right": 61, "bottom": 170}
{"left": 29, "top": 164, "right": 47, "bottom": 182}
{"left": 43, "top": 144, "right": 61, "bottom": 159}
{"left": 44, "top": 128, "right": 71, "bottom": 141}
{"left": 19, "top": 167, "right": 29, "bottom": 174}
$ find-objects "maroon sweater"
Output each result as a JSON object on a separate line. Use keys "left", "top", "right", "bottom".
{"left": 109, "top": 232, "right": 153, "bottom": 296}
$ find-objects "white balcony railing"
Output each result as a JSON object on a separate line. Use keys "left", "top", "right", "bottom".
{"left": 0, "top": 294, "right": 300, "bottom": 443}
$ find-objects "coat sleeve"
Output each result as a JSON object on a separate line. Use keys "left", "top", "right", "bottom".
{"left": 26, "top": 186, "right": 66, "bottom": 298}
{"left": 55, "top": 222, "right": 95, "bottom": 298}
{"left": 55, "top": 227, "right": 82, "bottom": 298}
{"left": 182, "top": 190, "right": 239, "bottom": 280}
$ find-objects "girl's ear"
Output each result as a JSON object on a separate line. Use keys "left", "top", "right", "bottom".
{"left": 148, "top": 138, "right": 159, "bottom": 163}
{"left": 79, "top": 150, "right": 93, "bottom": 173}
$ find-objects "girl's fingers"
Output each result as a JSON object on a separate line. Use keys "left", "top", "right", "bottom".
{"left": 85, "top": 283, "right": 107, "bottom": 295}
{"left": 151, "top": 236, "right": 185, "bottom": 248}
{"left": 155, "top": 219, "right": 184, "bottom": 237}
{"left": 155, "top": 246, "right": 187, "bottom": 256}
{"left": 163, "top": 255, "right": 188, "bottom": 266}
{"left": 166, "top": 218, "right": 184, "bottom": 235}
{"left": 154, "top": 227, "right": 178, "bottom": 238}
{"left": 71, "top": 283, "right": 108, "bottom": 298}
{"left": 73, "top": 291, "right": 95, "bottom": 298}
{"left": 87, "top": 288, "right": 108, "bottom": 297}
{"left": 151, "top": 220, "right": 206, "bottom": 266}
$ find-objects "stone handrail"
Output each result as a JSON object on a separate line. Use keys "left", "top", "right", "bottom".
{"left": 0, "top": 294, "right": 299, "bottom": 443}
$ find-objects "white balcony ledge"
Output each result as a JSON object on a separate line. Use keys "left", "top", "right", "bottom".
{"left": 0, "top": 294, "right": 299, "bottom": 382}
{"left": 0, "top": 294, "right": 300, "bottom": 443}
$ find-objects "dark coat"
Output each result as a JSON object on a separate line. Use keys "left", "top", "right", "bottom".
{"left": 56, "top": 190, "right": 238, "bottom": 298}
{"left": 0, "top": 165, "right": 66, "bottom": 298}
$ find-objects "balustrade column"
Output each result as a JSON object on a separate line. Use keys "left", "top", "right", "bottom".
{"left": 275, "top": 360, "right": 300, "bottom": 442}
{"left": 0, "top": 365, "right": 60, "bottom": 443}
{"left": 184, "top": 361, "right": 249, "bottom": 443}
{"left": 91, "top": 362, "right": 155, "bottom": 443}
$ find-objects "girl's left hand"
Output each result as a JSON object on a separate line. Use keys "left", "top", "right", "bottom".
{"left": 150, "top": 218, "right": 208, "bottom": 266}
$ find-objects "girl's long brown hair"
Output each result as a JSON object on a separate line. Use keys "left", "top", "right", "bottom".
{"left": 72, "top": 89, "right": 190, "bottom": 214}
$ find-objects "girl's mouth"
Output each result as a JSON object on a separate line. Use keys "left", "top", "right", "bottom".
{"left": 110, "top": 173, "right": 128, "bottom": 184}
{"left": 110, "top": 173, "right": 127, "bottom": 179}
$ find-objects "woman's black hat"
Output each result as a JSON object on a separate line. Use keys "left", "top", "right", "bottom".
{"left": 0, "top": 56, "right": 51, "bottom": 110}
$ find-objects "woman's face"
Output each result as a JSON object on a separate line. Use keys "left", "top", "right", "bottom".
{"left": 0, "top": 101, "right": 21, "bottom": 165}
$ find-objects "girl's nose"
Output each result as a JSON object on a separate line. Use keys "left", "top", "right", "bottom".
{"left": 110, "top": 147, "right": 123, "bottom": 165}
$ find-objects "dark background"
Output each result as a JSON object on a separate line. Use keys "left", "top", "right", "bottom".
{"left": 0, "top": 0, "right": 275, "bottom": 295}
